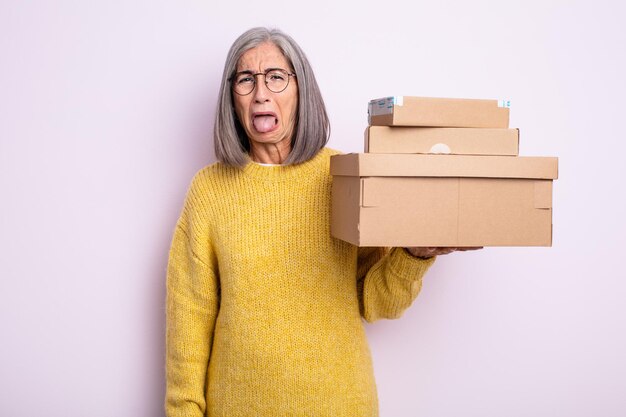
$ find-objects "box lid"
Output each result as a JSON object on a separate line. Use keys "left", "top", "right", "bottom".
{"left": 330, "top": 153, "right": 558, "bottom": 179}
{"left": 368, "top": 96, "right": 510, "bottom": 128}
{"left": 364, "top": 126, "right": 520, "bottom": 156}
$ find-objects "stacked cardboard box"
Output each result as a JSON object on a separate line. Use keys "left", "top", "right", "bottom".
{"left": 330, "top": 96, "right": 559, "bottom": 247}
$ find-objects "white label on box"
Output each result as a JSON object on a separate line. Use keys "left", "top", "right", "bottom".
{"left": 368, "top": 97, "right": 396, "bottom": 116}
{"left": 498, "top": 99, "right": 511, "bottom": 108}
{"left": 367, "top": 96, "right": 404, "bottom": 123}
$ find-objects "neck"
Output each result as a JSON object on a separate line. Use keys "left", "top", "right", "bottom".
{"left": 249, "top": 140, "right": 292, "bottom": 164}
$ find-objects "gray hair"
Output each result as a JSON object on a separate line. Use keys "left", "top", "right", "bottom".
{"left": 214, "top": 27, "right": 330, "bottom": 167}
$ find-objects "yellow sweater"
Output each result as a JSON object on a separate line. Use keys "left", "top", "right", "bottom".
{"left": 165, "top": 147, "right": 434, "bottom": 417}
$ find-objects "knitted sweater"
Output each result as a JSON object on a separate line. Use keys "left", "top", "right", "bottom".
{"left": 165, "top": 147, "right": 434, "bottom": 417}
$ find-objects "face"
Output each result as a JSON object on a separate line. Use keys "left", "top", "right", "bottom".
{"left": 232, "top": 42, "right": 299, "bottom": 151}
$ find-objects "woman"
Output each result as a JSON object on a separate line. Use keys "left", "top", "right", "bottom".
{"left": 166, "top": 27, "right": 470, "bottom": 417}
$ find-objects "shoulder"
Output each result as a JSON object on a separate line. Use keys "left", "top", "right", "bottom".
{"left": 294, "top": 147, "right": 342, "bottom": 177}
{"left": 317, "top": 147, "right": 345, "bottom": 172}
{"left": 180, "top": 161, "right": 240, "bottom": 218}
{"left": 310, "top": 147, "right": 343, "bottom": 168}
{"left": 321, "top": 147, "right": 343, "bottom": 157}
{"left": 189, "top": 161, "right": 239, "bottom": 194}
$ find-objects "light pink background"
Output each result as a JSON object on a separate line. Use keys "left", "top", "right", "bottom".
{"left": 1, "top": 1, "right": 625, "bottom": 416}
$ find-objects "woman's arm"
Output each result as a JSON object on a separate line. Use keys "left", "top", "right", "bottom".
{"left": 356, "top": 247, "right": 435, "bottom": 323}
{"left": 165, "top": 181, "right": 220, "bottom": 417}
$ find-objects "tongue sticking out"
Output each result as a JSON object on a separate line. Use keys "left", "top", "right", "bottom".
{"left": 253, "top": 116, "right": 277, "bottom": 133}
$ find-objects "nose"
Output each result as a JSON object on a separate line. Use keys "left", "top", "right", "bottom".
{"left": 252, "top": 74, "right": 271, "bottom": 103}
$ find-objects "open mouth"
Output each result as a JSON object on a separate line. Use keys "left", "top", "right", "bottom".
{"left": 252, "top": 112, "right": 279, "bottom": 133}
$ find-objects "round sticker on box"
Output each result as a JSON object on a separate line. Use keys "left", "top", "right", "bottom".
{"left": 429, "top": 143, "right": 451, "bottom": 154}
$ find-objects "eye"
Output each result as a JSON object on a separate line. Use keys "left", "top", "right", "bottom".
{"left": 236, "top": 74, "right": 254, "bottom": 84}
{"left": 267, "top": 71, "right": 286, "bottom": 81}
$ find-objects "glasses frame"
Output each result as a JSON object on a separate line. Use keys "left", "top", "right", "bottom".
{"left": 229, "top": 68, "right": 297, "bottom": 96}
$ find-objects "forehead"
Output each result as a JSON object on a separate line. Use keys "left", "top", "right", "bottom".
{"left": 236, "top": 42, "right": 290, "bottom": 72}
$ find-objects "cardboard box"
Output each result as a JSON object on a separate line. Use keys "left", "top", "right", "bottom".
{"left": 330, "top": 153, "right": 558, "bottom": 247}
{"left": 368, "top": 96, "right": 510, "bottom": 128}
{"left": 365, "top": 126, "right": 519, "bottom": 156}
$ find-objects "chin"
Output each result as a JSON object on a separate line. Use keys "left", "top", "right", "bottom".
{"left": 251, "top": 132, "right": 290, "bottom": 145}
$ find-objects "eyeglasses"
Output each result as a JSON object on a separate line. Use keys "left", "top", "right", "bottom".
{"left": 229, "top": 68, "right": 296, "bottom": 96}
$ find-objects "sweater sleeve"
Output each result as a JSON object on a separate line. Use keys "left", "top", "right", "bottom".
{"left": 357, "top": 247, "right": 435, "bottom": 323}
{"left": 165, "top": 180, "right": 220, "bottom": 417}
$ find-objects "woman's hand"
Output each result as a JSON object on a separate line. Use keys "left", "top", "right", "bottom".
{"left": 404, "top": 247, "right": 483, "bottom": 258}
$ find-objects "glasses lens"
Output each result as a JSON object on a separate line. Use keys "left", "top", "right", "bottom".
{"left": 265, "top": 69, "right": 289, "bottom": 93}
{"left": 233, "top": 73, "right": 255, "bottom": 95}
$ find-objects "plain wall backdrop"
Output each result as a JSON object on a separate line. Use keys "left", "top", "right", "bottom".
{"left": 1, "top": 0, "right": 625, "bottom": 416}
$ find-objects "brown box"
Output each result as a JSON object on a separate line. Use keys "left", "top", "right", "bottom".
{"left": 368, "top": 96, "right": 510, "bottom": 128}
{"left": 365, "top": 126, "right": 519, "bottom": 156}
{"left": 330, "top": 153, "right": 558, "bottom": 247}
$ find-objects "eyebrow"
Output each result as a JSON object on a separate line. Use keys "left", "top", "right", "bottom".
{"left": 234, "top": 67, "right": 288, "bottom": 75}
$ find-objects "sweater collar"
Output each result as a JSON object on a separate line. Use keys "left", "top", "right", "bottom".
{"left": 241, "top": 148, "right": 329, "bottom": 182}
